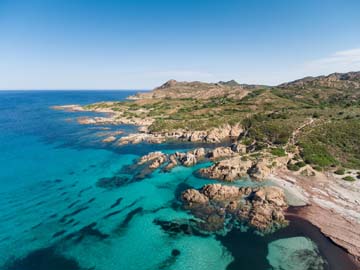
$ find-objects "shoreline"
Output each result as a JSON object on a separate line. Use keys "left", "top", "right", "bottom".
{"left": 270, "top": 170, "right": 360, "bottom": 263}
{"left": 53, "top": 102, "right": 360, "bottom": 264}
{"left": 283, "top": 212, "right": 359, "bottom": 270}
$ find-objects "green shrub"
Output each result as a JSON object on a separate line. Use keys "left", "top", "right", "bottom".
{"left": 299, "top": 141, "right": 336, "bottom": 168}
{"left": 295, "top": 161, "right": 306, "bottom": 168}
{"left": 334, "top": 168, "right": 345, "bottom": 175}
{"left": 287, "top": 163, "right": 300, "bottom": 171}
{"left": 342, "top": 176, "right": 356, "bottom": 182}
{"left": 312, "top": 165, "right": 322, "bottom": 171}
{"left": 271, "top": 148, "right": 286, "bottom": 157}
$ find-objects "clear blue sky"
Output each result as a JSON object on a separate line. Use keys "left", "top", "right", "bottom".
{"left": 0, "top": 0, "right": 360, "bottom": 89}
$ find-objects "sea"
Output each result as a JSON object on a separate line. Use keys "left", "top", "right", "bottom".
{"left": 0, "top": 90, "right": 356, "bottom": 270}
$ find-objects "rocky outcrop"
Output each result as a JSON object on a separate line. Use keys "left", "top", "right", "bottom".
{"left": 164, "top": 154, "right": 178, "bottom": 171}
{"left": 175, "top": 148, "right": 206, "bottom": 167}
{"left": 207, "top": 146, "right": 235, "bottom": 159}
{"left": 118, "top": 133, "right": 166, "bottom": 145}
{"left": 181, "top": 184, "right": 288, "bottom": 232}
{"left": 181, "top": 189, "right": 209, "bottom": 204}
{"left": 138, "top": 148, "right": 207, "bottom": 172}
{"left": 138, "top": 151, "right": 167, "bottom": 169}
{"left": 162, "top": 124, "right": 243, "bottom": 143}
{"left": 198, "top": 156, "right": 253, "bottom": 181}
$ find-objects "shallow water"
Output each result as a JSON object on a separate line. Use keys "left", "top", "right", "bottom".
{"left": 0, "top": 91, "right": 356, "bottom": 270}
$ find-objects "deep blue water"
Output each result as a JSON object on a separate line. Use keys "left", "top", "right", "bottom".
{"left": 0, "top": 91, "right": 355, "bottom": 270}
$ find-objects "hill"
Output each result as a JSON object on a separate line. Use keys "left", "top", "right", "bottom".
{"left": 128, "top": 79, "right": 266, "bottom": 100}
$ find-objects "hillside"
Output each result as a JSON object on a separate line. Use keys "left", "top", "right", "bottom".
{"left": 76, "top": 71, "right": 360, "bottom": 171}
{"left": 128, "top": 79, "right": 266, "bottom": 100}
{"left": 275, "top": 71, "right": 360, "bottom": 105}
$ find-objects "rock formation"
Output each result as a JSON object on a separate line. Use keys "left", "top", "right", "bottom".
{"left": 138, "top": 151, "right": 168, "bottom": 169}
{"left": 207, "top": 146, "right": 235, "bottom": 159}
{"left": 181, "top": 184, "right": 288, "bottom": 232}
{"left": 198, "top": 156, "right": 253, "bottom": 181}
{"left": 118, "top": 133, "right": 166, "bottom": 145}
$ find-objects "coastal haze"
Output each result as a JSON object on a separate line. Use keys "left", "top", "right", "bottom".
{"left": 1, "top": 1, "right": 360, "bottom": 270}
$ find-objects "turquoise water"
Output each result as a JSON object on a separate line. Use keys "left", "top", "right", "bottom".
{"left": 0, "top": 91, "right": 354, "bottom": 270}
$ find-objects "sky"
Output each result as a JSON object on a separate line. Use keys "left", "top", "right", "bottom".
{"left": 0, "top": 0, "right": 360, "bottom": 90}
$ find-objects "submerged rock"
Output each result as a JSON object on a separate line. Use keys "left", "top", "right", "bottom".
{"left": 267, "top": 237, "right": 326, "bottom": 270}
{"left": 181, "top": 184, "right": 288, "bottom": 233}
{"left": 96, "top": 176, "right": 130, "bottom": 189}
{"left": 102, "top": 136, "right": 116, "bottom": 143}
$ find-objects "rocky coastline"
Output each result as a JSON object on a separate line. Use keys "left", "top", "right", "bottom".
{"left": 53, "top": 74, "right": 360, "bottom": 265}
{"left": 181, "top": 184, "right": 288, "bottom": 233}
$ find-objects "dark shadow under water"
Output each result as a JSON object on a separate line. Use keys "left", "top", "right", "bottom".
{"left": 2, "top": 246, "right": 87, "bottom": 270}
{"left": 217, "top": 214, "right": 359, "bottom": 270}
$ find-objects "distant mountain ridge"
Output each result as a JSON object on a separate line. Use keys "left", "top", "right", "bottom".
{"left": 279, "top": 71, "right": 360, "bottom": 89}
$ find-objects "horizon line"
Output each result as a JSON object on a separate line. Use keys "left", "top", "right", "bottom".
{"left": 0, "top": 89, "right": 151, "bottom": 91}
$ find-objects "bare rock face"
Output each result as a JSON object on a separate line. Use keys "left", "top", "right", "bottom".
{"left": 206, "top": 124, "right": 243, "bottom": 142}
{"left": 199, "top": 156, "right": 253, "bottom": 181}
{"left": 181, "top": 184, "right": 288, "bottom": 233}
